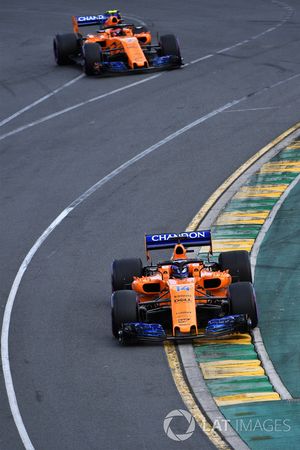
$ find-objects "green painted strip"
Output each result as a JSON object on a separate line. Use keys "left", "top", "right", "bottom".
{"left": 212, "top": 386, "right": 274, "bottom": 396}
{"left": 212, "top": 225, "right": 260, "bottom": 239}
{"left": 246, "top": 172, "right": 298, "bottom": 185}
{"left": 195, "top": 344, "right": 258, "bottom": 362}
{"left": 275, "top": 148, "right": 300, "bottom": 158}
{"left": 207, "top": 379, "right": 274, "bottom": 396}
{"left": 224, "top": 198, "right": 278, "bottom": 211}
{"left": 207, "top": 375, "right": 270, "bottom": 386}
{"left": 220, "top": 401, "right": 300, "bottom": 450}
{"left": 277, "top": 149, "right": 300, "bottom": 159}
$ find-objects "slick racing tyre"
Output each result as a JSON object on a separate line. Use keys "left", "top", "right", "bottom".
{"left": 229, "top": 282, "right": 258, "bottom": 328}
{"left": 83, "top": 43, "right": 102, "bottom": 75}
{"left": 111, "top": 258, "right": 143, "bottom": 291}
{"left": 53, "top": 33, "right": 79, "bottom": 65}
{"left": 159, "top": 34, "right": 181, "bottom": 59}
{"left": 111, "top": 290, "right": 138, "bottom": 337}
{"left": 219, "top": 250, "right": 252, "bottom": 283}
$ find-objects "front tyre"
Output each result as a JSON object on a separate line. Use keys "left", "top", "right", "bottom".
{"left": 229, "top": 282, "right": 258, "bottom": 328}
{"left": 83, "top": 43, "right": 102, "bottom": 75}
{"left": 159, "top": 34, "right": 181, "bottom": 59}
{"left": 111, "top": 290, "right": 138, "bottom": 338}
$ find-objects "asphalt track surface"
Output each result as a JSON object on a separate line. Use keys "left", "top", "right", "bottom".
{"left": 1, "top": 0, "right": 300, "bottom": 449}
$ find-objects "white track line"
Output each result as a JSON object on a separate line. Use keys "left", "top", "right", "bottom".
{"left": 250, "top": 173, "right": 300, "bottom": 400}
{"left": 196, "top": 0, "right": 293, "bottom": 60}
{"left": 0, "top": 75, "right": 84, "bottom": 128}
{"left": 225, "top": 106, "right": 277, "bottom": 112}
{"left": 3, "top": 71, "right": 300, "bottom": 448}
{"left": 190, "top": 54, "right": 213, "bottom": 65}
{"left": 0, "top": 75, "right": 161, "bottom": 142}
{"left": 2, "top": 71, "right": 300, "bottom": 143}
{"left": 1, "top": 210, "right": 70, "bottom": 450}
{"left": 189, "top": 0, "right": 294, "bottom": 64}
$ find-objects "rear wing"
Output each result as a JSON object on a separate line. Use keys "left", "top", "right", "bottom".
{"left": 145, "top": 230, "right": 212, "bottom": 253}
{"left": 72, "top": 10, "right": 121, "bottom": 33}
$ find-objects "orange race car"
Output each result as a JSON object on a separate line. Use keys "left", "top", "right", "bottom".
{"left": 53, "top": 10, "right": 183, "bottom": 76}
{"left": 111, "top": 231, "right": 258, "bottom": 344}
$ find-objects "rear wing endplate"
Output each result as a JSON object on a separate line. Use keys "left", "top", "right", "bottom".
{"left": 145, "top": 230, "right": 212, "bottom": 253}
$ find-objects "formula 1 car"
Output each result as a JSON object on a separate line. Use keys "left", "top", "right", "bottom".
{"left": 111, "top": 230, "right": 258, "bottom": 344}
{"left": 53, "top": 10, "right": 183, "bottom": 76}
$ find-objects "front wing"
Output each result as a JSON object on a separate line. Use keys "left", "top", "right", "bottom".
{"left": 71, "top": 55, "right": 183, "bottom": 75}
{"left": 118, "top": 315, "right": 251, "bottom": 344}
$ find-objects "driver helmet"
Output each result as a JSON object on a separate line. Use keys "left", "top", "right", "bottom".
{"left": 111, "top": 28, "right": 122, "bottom": 36}
{"left": 171, "top": 263, "right": 189, "bottom": 279}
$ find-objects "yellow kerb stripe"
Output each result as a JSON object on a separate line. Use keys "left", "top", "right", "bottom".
{"left": 262, "top": 161, "right": 300, "bottom": 168}
{"left": 286, "top": 143, "right": 300, "bottom": 149}
{"left": 239, "top": 184, "right": 288, "bottom": 192}
{"left": 201, "top": 359, "right": 261, "bottom": 367}
{"left": 212, "top": 240, "right": 254, "bottom": 252}
{"left": 215, "top": 211, "right": 270, "bottom": 225}
{"left": 233, "top": 184, "right": 288, "bottom": 198}
{"left": 216, "top": 218, "right": 265, "bottom": 225}
{"left": 215, "top": 392, "right": 280, "bottom": 406}
{"left": 259, "top": 161, "right": 300, "bottom": 173}
{"left": 200, "top": 359, "right": 264, "bottom": 379}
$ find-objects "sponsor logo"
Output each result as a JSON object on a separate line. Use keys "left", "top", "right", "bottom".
{"left": 175, "top": 286, "right": 190, "bottom": 292}
{"left": 174, "top": 297, "right": 191, "bottom": 303}
{"left": 77, "top": 15, "right": 106, "bottom": 22}
{"left": 150, "top": 231, "right": 209, "bottom": 242}
{"left": 178, "top": 318, "right": 189, "bottom": 323}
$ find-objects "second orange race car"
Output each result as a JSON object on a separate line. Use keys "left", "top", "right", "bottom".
{"left": 111, "top": 230, "right": 258, "bottom": 344}
{"left": 53, "top": 9, "right": 183, "bottom": 76}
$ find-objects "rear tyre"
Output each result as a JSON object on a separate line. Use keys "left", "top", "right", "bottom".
{"left": 219, "top": 250, "right": 252, "bottom": 283}
{"left": 111, "top": 290, "right": 138, "bottom": 337}
{"left": 53, "top": 33, "right": 79, "bottom": 65}
{"left": 111, "top": 258, "right": 143, "bottom": 291}
{"left": 83, "top": 43, "right": 102, "bottom": 75}
{"left": 229, "top": 282, "right": 258, "bottom": 328}
{"left": 159, "top": 34, "right": 181, "bottom": 59}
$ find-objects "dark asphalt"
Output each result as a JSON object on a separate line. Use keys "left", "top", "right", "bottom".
{"left": 1, "top": 0, "right": 300, "bottom": 448}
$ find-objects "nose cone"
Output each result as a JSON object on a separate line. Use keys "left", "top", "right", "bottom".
{"left": 169, "top": 281, "right": 198, "bottom": 335}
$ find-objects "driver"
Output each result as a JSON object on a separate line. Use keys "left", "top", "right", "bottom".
{"left": 171, "top": 263, "right": 189, "bottom": 279}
